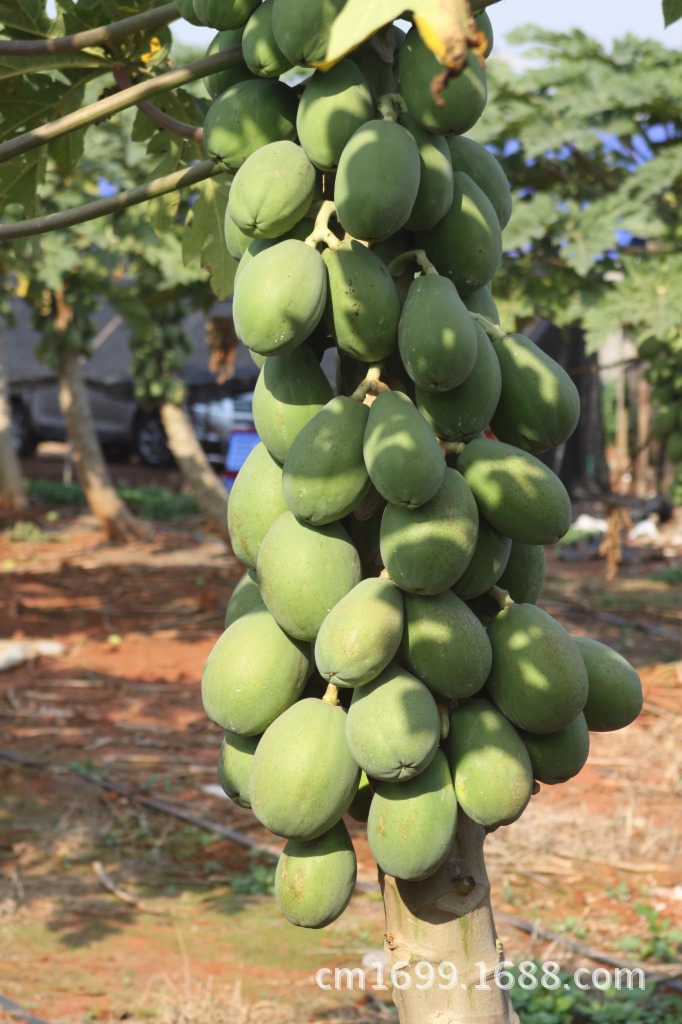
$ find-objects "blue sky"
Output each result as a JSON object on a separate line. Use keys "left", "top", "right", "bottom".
{"left": 173, "top": 0, "right": 682, "bottom": 51}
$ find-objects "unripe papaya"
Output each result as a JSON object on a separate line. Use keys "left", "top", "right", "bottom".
{"left": 203, "top": 79, "right": 297, "bottom": 169}
{"left": 315, "top": 577, "right": 404, "bottom": 688}
{"left": 574, "top": 637, "right": 643, "bottom": 732}
{"left": 282, "top": 396, "right": 371, "bottom": 525}
{"left": 368, "top": 750, "right": 457, "bottom": 881}
{"left": 275, "top": 820, "right": 356, "bottom": 928}
{"left": 486, "top": 604, "right": 589, "bottom": 734}
{"left": 342, "top": 506, "right": 384, "bottom": 577}
{"left": 497, "top": 541, "right": 545, "bottom": 605}
{"left": 257, "top": 512, "right": 361, "bottom": 641}
{"left": 225, "top": 568, "right": 262, "bottom": 627}
{"left": 205, "top": 29, "right": 251, "bottom": 99}
{"left": 457, "top": 438, "right": 572, "bottom": 545}
{"left": 224, "top": 203, "right": 254, "bottom": 258}
{"left": 296, "top": 60, "right": 374, "bottom": 171}
{"left": 351, "top": 43, "right": 395, "bottom": 102}
{"left": 347, "top": 771, "right": 372, "bottom": 822}
{"left": 242, "top": 0, "right": 292, "bottom": 77}
{"left": 250, "top": 698, "right": 360, "bottom": 839}
{"left": 400, "top": 114, "right": 454, "bottom": 232}
{"left": 233, "top": 239, "right": 327, "bottom": 355}
{"left": 176, "top": 0, "right": 203, "bottom": 27}
{"left": 519, "top": 713, "right": 590, "bottom": 785}
{"left": 399, "top": 28, "right": 487, "bottom": 135}
{"left": 201, "top": 607, "right": 309, "bottom": 735}
{"left": 227, "top": 442, "right": 288, "bottom": 567}
{"left": 490, "top": 333, "right": 580, "bottom": 454}
{"left": 416, "top": 321, "right": 501, "bottom": 441}
{"left": 452, "top": 519, "right": 511, "bottom": 600}
{"left": 464, "top": 285, "right": 499, "bottom": 324}
{"left": 416, "top": 172, "right": 502, "bottom": 295}
{"left": 381, "top": 469, "right": 479, "bottom": 595}
{"left": 401, "top": 590, "right": 491, "bottom": 700}
{"left": 334, "top": 120, "right": 421, "bottom": 243}
{"left": 252, "top": 344, "right": 333, "bottom": 464}
{"left": 363, "top": 391, "right": 445, "bottom": 508}
{"left": 217, "top": 731, "right": 259, "bottom": 807}
{"left": 228, "top": 142, "right": 316, "bottom": 240}
{"left": 399, "top": 272, "right": 477, "bottom": 392}
{"left": 194, "top": 0, "right": 260, "bottom": 29}
{"left": 322, "top": 240, "right": 401, "bottom": 362}
{"left": 346, "top": 665, "right": 440, "bottom": 781}
{"left": 233, "top": 216, "right": 314, "bottom": 283}
{"left": 447, "top": 136, "right": 511, "bottom": 230}
{"left": 449, "top": 699, "right": 533, "bottom": 828}
{"left": 271, "top": 0, "right": 345, "bottom": 66}
{"left": 476, "top": 9, "right": 494, "bottom": 58}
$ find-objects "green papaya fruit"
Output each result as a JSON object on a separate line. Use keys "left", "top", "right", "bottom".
{"left": 241, "top": 0, "right": 292, "bottom": 77}
{"left": 296, "top": 60, "right": 374, "bottom": 171}
{"left": 275, "top": 819, "right": 356, "bottom": 928}
{"left": 368, "top": 750, "right": 457, "bottom": 880}
{"left": 446, "top": 136, "right": 511, "bottom": 230}
{"left": 225, "top": 568, "right": 262, "bottom": 627}
{"left": 217, "top": 731, "right": 259, "bottom": 807}
{"left": 250, "top": 698, "right": 360, "bottom": 839}
{"left": 227, "top": 442, "right": 288, "bottom": 567}
{"left": 228, "top": 142, "right": 316, "bottom": 240}
{"left": 315, "top": 577, "right": 404, "bottom": 687}
{"left": 464, "top": 285, "right": 499, "bottom": 324}
{"left": 400, "top": 114, "right": 454, "bottom": 232}
{"left": 224, "top": 203, "right": 254, "bottom": 258}
{"left": 452, "top": 519, "right": 511, "bottom": 600}
{"left": 252, "top": 344, "right": 333, "bottom": 463}
{"left": 233, "top": 239, "right": 327, "bottom": 355}
{"left": 194, "top": 0, "right": 259, "bottom": 29}
{"left": 257, "top": 512, "right": 362, "bottom": 641}
{"left": 203, "top": 79, "right": 297, "bottom": 169}
{"left": 497, "top": 541, "right": 545, "bottom": 604}
{"left": 416, "top": 172, "right": 502, "bottom": 295}
{"left": 574, "top": 637, "right": 643, "bottom": 732}
{"left": 205, "top": 29, "right": 251, "bottom": 99}
{"left": 202, "top": 607, "right": 310, "bottom": 735}
{"left": 399, "top": 28, "right": 487, "bottom": 135}
{"left": 465, "top": 591, "right": 503, "bottom": 627}
{"left": 519, "top": 713, "right": 590, "bottom": 785}
{"left": 350, "top": 43, "right": 395, "bottom": 102}
{"left": 476, "top": 9, "right": 494, "bottom": 57}
{"left": 347, "top": 771, "right": 372, "bottom": 822}
{"left": 458, "top": 438, "right": 572, "bottom": 545}
{"left": 334, "top": 120, "right": 421, "bottom": 243}
{"left": 398, "top": 272, "right": 478, "bottom": 392}
{"left": 233, "top": 216, "right": 314, "bottom": 282}
{"left": 282, "top": 396, "right": 371, "bottom": 524}
{"left": 415, "top": 321, "right": 501, "bottom": 441}
{"left": 401, "top": 590, "right": 491, "bottom": 700}
{"left": 380, "top": 469, "right": 479, "bottom": 595}
{"left": 342, "top": 506, "right": 384, "bottom": 576}
{"left": 176, "top": 0, "right": 203, "bottom": 27}
{"left": 363, "top": 391, "right": 445, "bottom": 508}
{"left": 322, "top": 239, "right": 401, "bottom": 361}
{"left": 490, "top": 333, "right": 581, "bottom": 454}
{"left": 346, "top": 665, "right": 440, "bottom": 781}
{"left": 449, "top": 699, "right": 533, "bottom": 828}
{"left": 486, "top": 604, "right": 589, "bottom": 734}
{"left": 271, "top": 0, "right": 345, "bottom": 66}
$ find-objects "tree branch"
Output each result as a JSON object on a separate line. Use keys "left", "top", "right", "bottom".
{"left": 0, "top": 47, "right": 241, "bottom": 166}
{"left": 0, "top": 3, "right": 180, "bottom": 56}
{"left": 0, "top": 160, "right": 224, "bottom": 240}
{"left": 112, "top": 65, "right": 202, "bottom": 142}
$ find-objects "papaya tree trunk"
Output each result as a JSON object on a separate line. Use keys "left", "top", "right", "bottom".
{"left": 58, "top": 355, "right": 147, "bottom": 543}
{"left": 159, "top": 400, "right": 229, "bottom": 540}
{"left": 0, "top": 329, "right": 28, "bottom": 512}
{"left": 381, "top": 814, "right": 519, "bottom": 1024}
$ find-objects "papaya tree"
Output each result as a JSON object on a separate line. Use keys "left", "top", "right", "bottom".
{"left": 0, "top": 3, "right": 669, "bottom": 1023}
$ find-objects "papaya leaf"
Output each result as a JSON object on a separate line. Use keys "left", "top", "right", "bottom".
{"left": 182, "top": 175, "right": 237, "bottom": 300}
{"left": 663, "top": 0, "right": 682, "bottom": 27}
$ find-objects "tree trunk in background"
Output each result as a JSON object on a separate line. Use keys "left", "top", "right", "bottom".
{"left": 160, "top": 401, "right": 229, "bottom": 540}
{"left": 0, "top": 330, "right": 27, "bottom": 512}
{"left": 382, "top": 814, "right": 519, "bottom": 1024}
{"left": 59, "top": 355, "right": 146, "bottom": 543}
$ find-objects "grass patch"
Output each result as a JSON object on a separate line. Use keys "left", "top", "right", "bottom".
{"left": 27, "top": 478, "right": 199, "bottom": 520}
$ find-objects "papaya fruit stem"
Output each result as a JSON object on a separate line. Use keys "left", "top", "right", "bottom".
{"left": 387, "top": 248, "right": 437, "bottom": 278}
{"left": 376, "top": 93, "right": 403, "bottom": 121}
{"left": 439, "top": 440, "right": 466, "bottom": 456}
{"left": 304, "top": 200, "right": 341, "bottom": 250}
{"left": 488, "top": 584, "right": 513, "bottom": 609}
{"left": 322, "top": 682, "right": 339, "bottom": 706}
{"left": 350, "top": 365, "right": 385, "bottom": 401}
{"left": 469, "top": 311, "right": 506, "bottom": 343}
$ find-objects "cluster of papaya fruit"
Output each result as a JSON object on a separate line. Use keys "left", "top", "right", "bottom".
{"left": 640, "top": 336, "right": 682, "bottom": 504}
{"left": 190, "top": 0, "right": 644, "bottom": 930}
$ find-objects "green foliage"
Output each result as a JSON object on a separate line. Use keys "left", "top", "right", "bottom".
{"left": 27, "top": 478, "right": 200, "bottom": 519}
{"left": 663, "top": 0, "right": 682, "bottom": 27}
{"left": 618, "top": 903, "right": 682, "bottom": 963}
{"left": 230, "top": 858, "right": 276, "bottom": 896}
